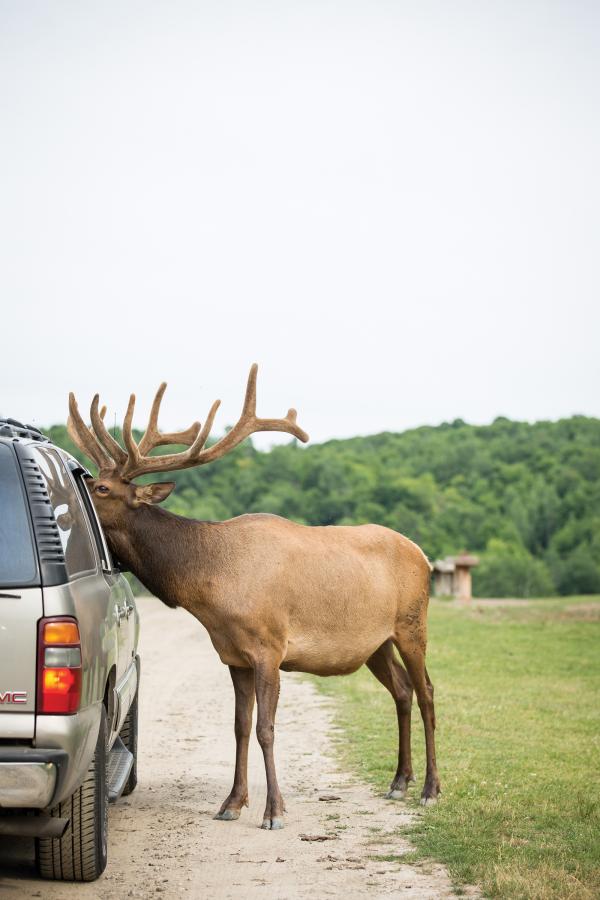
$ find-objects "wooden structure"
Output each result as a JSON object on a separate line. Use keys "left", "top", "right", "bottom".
{"left": 432, "top": 553, "right": 479, "bottom": 602}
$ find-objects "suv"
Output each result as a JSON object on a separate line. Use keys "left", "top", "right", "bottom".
{"left": 0, "top": 418, "right": 140, "bottom": 881}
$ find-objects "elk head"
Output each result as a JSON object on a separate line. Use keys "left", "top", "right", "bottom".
{"left": 67, "top": 364, "right": 309, "bottom": 532}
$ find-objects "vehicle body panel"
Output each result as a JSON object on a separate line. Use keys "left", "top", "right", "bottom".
{"left": 0, "top": 587, "right": 43, "bottom": 728}
{"left": 0, "top": 713, "right": 36, "bottom": 740}
{"left": 34, "top": 704, "right": 101, "bottom": 804}
{"left": 113, "top": 658, "right": 138, "bottom": 739}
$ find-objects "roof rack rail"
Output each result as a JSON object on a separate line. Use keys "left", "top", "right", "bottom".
{"left": 0, "top": 417, "right": 50, "bottom": 443}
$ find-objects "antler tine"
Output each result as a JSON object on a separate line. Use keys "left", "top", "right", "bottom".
{"left": 241, "top": 362, "right": 258, "bottom": 418}
{"left": 90, "top": 394, "right": 128, "bottom": 466}
{"left": 67, "top": 392, "right": 115, "bottom": 472}
{"left": 138, "top": 383, "right": 202, "bottom": 456}
{"left": 85, "top": 405, "right": 107, "bottom": 458}
{"left": 122, "top": 393, "right": 140, "bottom": 465}
{"left": 137, "top": 382, "right": 166, "bottom": 456}
{"left": 85, "top": 404, "right": 106, "bottom": 434}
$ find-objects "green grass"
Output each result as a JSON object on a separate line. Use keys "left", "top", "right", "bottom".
{"left": 314, "top": 597, "right": 600, "bottom": 899}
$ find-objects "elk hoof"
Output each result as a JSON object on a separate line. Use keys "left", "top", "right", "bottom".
{"left": 214, "top": 808, "right": 241, "bottom": 821}
{"left": 420, "top": 796, "right": 438, "bottom": 807}
{"left": 261, "top": 817, "right": 284, "bottom": 830}
{"left": 385, "top": 788, "right": 407, "bottom": 800}
{"left": 386, "top": 774, "right": 413, "bottom": 799}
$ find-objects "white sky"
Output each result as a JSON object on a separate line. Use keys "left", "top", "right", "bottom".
{"left": 1, "top": 1, "right": 598, "bottom": 448}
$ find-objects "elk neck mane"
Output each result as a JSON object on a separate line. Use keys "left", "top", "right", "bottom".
{"left": 104, "top": 503, "right": 222, "bottom": 610}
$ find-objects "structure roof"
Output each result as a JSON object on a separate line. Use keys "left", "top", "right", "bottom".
{"left": 432, "top": 553, "right": 479, "bottom": 572}
{"left": 453, "top": 554, "right": 479, "bottom": 567}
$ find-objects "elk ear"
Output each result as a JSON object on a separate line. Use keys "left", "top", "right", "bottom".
{"left": 134, "top": 482, "right": 176, "bottom": 506}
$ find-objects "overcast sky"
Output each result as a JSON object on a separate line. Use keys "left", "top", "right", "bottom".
{"left": 1, "top": 1, "right": 598, "bottom": 448}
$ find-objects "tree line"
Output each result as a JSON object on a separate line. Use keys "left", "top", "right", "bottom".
{"left": 47, "top": 414, "right": 600, "bottom": 598}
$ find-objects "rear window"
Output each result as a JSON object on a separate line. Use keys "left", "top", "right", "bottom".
{"left": 0, "top": 442, "right": 38, "bottom": 587}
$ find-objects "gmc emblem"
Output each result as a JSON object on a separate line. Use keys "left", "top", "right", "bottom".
{"left": 0, "top": 691, "right": 27, "bottom": 704}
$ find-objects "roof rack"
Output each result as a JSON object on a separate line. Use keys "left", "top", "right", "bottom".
{"left": 0, "top": 417, "right": 50, "bottom": 443}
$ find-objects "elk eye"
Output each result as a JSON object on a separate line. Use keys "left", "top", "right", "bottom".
{"left": 96, "top": 484, "right": 110, "bottom": 495}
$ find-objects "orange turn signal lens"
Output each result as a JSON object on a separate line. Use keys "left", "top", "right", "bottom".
{"left": 43, "top": 621, "right": 80, "bottom": 645}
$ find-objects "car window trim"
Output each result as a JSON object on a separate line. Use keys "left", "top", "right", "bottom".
{"left": 71, "top": 470, "right": 114, "bottom": 574}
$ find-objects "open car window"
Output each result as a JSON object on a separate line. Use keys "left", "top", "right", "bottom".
{"left": 74, "top": 473, "right": 114, "bottom": 573}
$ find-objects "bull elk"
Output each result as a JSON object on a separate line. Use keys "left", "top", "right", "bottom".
{"left": 67, "top": 365, "right": 440, "bottom": 829}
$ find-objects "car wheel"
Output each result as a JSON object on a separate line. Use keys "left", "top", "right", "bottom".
{"left": 120, "top": 684, "right": 138, "bottom": 796}
{"left": 36, "top": 705, "right": 109, "bottom": 882}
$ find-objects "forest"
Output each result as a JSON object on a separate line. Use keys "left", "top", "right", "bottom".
{"left": 48, "top": 415, "right": 600, "bottom": 598}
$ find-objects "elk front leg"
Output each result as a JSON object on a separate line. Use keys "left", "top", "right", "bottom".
{"left": 214, "top": 665, "right": 255, "bottom": 821}
{"left": 254, "top": 662, "right": 285, "bottom": 830}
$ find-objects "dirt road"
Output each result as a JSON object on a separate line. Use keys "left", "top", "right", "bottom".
{"left": 0, "top": 597, "right": 467, "bottom": 899}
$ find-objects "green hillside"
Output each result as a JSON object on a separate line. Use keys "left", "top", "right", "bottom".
{"left": 48, "top": 415, "right": 600, "bottom": 598}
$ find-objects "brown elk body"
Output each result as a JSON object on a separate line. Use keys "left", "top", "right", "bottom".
{"left": 68, "top": 366, "right": 440, "bottom": 829}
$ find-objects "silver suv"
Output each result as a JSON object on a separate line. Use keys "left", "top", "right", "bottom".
{"left": 0, "top": 419, "right": 140, "bottom": 881}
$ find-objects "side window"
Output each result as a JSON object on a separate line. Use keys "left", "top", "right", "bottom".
{"left": 33, "top": 447, "right": 96, "bottom": 580}
{"left": 76, "top": 474, "right": 114, "bottom": 573}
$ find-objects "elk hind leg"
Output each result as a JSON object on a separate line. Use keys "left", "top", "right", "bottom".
{"left": 366, "top": 639, "right": 415, "bottom": 799}
{"left": 214, "top": 665, "right": 255, "bottom": 821}
{"left": 394, "top": 632, "right": 441, "bottom": 805}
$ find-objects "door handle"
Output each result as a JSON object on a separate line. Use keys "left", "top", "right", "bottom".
{"left": 115, "top": 603, "right": 127, "bottom": 625}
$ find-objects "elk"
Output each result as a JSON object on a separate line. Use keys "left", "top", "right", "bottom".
{"left": 67, "top": 365, "right": 440, "bottom": 829}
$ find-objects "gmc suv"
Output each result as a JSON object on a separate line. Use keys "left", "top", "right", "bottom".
{"left": 0, "top": 418, "right": 140, "bottom": 881}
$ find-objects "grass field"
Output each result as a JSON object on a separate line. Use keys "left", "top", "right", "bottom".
{"left": 315, "top": 597, "right": 600, "bottom": 899}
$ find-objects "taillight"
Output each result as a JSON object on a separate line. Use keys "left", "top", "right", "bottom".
{"left": 37, "top": 617, "right": 82, "bottom": 714}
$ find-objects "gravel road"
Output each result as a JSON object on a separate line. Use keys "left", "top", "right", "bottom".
{"left": 0, "top": 596, "right": 471, "bottom": 899}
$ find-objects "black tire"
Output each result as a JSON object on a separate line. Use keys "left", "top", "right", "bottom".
{"left": 120, "top": 684, "right": 138, "bottom": 796}
{"left": 36, "top": 705, "right": 109, "bottom": 882}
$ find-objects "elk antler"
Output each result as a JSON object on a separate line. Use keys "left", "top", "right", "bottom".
{"left": 68, "top": 364, "right": 309, "bottom": 480}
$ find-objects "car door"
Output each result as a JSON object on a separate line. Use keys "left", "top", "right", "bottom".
{"left": 69, "top": 467, "right": 135, "bottom": 660}
{"left": 71, "top": 468, "right": 137, "bottom": 733}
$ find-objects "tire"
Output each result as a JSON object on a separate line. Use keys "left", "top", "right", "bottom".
{"left": 36, "top": 705, "right": 109, "bottom": 882}
{"left": 120, "top": 684, "right": 138, "bottom": 796}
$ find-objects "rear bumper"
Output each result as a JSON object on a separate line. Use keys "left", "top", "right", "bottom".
{"left": 0, "top": 749, "right": 68, "bottom": 809}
